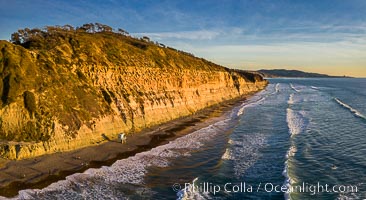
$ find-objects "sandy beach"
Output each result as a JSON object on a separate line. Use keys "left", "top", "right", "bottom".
{"left": 0, "top": 94, "right": 255, "bottom": 198}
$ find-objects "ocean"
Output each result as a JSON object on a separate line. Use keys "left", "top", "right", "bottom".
{"left": 7, "top": 78, "right": 366, "bottom": 200}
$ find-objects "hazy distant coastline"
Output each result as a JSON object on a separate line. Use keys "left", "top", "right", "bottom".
{"left": 256, "top": 69, "right": 353, "bottom": 78}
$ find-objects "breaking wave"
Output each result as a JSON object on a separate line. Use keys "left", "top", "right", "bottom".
{"left": 334, "top": 98, "right": 366, "bottom": 120}
{"left": 177, "top": 177, "right": 210, "bottom": 200}
{"left": 283, "top": 145, "right": 297, "bottom": 200}
{"left": 288, "top": 94, "right": 295, "bottom": 105}
{"left": 290, "top": 84, "right": 300, "bottom": 92}
{"left": 284, "top": 94, "right": 307, "bottom": 200}
{"left": 237, "top": 97, "right": 266, "bottom": 116}
{"left": 286, "top": 108, "right": 306, "bottom": 137}
{"left": 221, "top": 148, "right": 233, "bottom": 160}
{"left": 222, "top": 133, "right": 266, "bottom": 178}
{"left": 275, "top": 83, "right": 280, "bottom": 93}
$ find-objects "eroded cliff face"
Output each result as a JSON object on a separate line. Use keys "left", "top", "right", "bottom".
{"left": 0, "top": 30, "right": 267, "bottom": 159}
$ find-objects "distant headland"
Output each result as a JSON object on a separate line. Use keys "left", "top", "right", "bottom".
{"left": 256, "top": 69, "right": 352, "bottom": 78}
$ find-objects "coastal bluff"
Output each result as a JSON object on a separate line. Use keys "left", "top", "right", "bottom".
{"left": 0, "top": 25, "right": 267, "bottom": 159}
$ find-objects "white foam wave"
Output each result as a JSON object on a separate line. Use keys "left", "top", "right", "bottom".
{"left": 275, "top": 83, "right": 280, "bottom": 93}
{"left": 221, "top": 148, "right": 233, "bottom": 160}
{"left": 285, "top": 146, "right": 297, "bottom": 159}
{"left": 177, "top": 177, "right": 208, "bottom": 200}
{"left": 290, "top": 84, "right": 300, "bottom": 92}
{"left": 288, "top": 94, "right": 295, "bottom": 105}
{"left": 223, "top": 134, "right": 266, "bottom": 178}
{"left": 283, "top": 163, "right": 291, "bottom": 200}
{"left": 283, "top": 132, "right": 300, "bottom": 200}
{"left": 310, "top": 86, "right": 319, "bottom": 90}
{"left": 268, "top": 83, "right": 281, "bottom": 96}
{"left": 284, "top": 94, "right": 306, "bottom": 200}
{"left": 236, "top": 106, "right": 245, "bottom": 117}
{"left": 283, "top": 144, "right": 297, "bottom": 198}
{"left": 336, "top": 183, "right": 364, "bottom": 200}
{"left": 7, "top": 120, "right": 230, "bottom": 200}
{"left": 334, "top": 98, "right": 366, "bottom": 120}
{"left": 237, "top": 97, "right": 266, "bottom": 116}
{"left": 284, "top": 96, "right": 307, "bottom": 200}
{"left": 283, "top": 141, "right": 302, "bottom": 200}
{"left": 286, "top": 108, "right": 305, "bottom": 137}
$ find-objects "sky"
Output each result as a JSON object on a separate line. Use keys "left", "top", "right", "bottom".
{"left": 1, "top": 0, "right": 365, "bottom": 77}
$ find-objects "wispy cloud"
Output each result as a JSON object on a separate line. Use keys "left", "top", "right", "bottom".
{"left": 134, "top": 30, "right": 221, "bottom": 40}
{"left": 133, "top": 27, "right": 245, "bottom": 42}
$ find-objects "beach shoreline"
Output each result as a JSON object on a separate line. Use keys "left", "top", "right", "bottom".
{"left": 0, "top": 92, "right": 258, "bottom": 198}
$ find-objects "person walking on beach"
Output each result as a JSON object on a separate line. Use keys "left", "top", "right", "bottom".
{"left": 119, "top": 133, "right": 127, "bottom": 144}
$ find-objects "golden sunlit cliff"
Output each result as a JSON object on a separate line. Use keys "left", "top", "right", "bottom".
{"left": 0, "top": 24, "right": 267, "bottom": 159}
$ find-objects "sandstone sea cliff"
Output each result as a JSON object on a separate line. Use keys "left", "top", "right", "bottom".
{"left": 0, "top": 24, "right": 267, "bottom": 159}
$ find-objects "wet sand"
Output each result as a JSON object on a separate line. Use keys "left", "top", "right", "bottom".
{"left": 0, "top": 94, "right": 253, "bottom": 198}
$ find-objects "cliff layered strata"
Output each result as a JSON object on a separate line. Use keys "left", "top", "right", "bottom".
{"left": 0, "top": 27, "right": 267, "bottom": 159}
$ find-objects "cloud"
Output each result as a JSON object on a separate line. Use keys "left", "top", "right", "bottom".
{"left": 133, "top": 30, "right": 222, "bottom": 40}
{"left": 132, "top": 27, "right": 246, "bottom": 41}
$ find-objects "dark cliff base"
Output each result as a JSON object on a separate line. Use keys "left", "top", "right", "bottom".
{"left": 0, "top": 92, "right": 258, "bottom": 198}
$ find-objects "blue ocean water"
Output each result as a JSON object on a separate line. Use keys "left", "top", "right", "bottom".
{"left": 6, "top": 78, "right": 366, "bottom": 200}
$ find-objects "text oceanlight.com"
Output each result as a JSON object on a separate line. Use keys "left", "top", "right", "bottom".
{"left": 172, "top": 182, "right": 359, "bottom": 195}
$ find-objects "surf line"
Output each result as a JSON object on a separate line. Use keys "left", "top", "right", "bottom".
{"left": 334, "top": 98, "right": 366, "bottom": 120}
{"left": 290, "top": 84, "right": 300, "bottom": 93}
{"left": 284, "top": 93, "right": 306, "bottom": 200}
